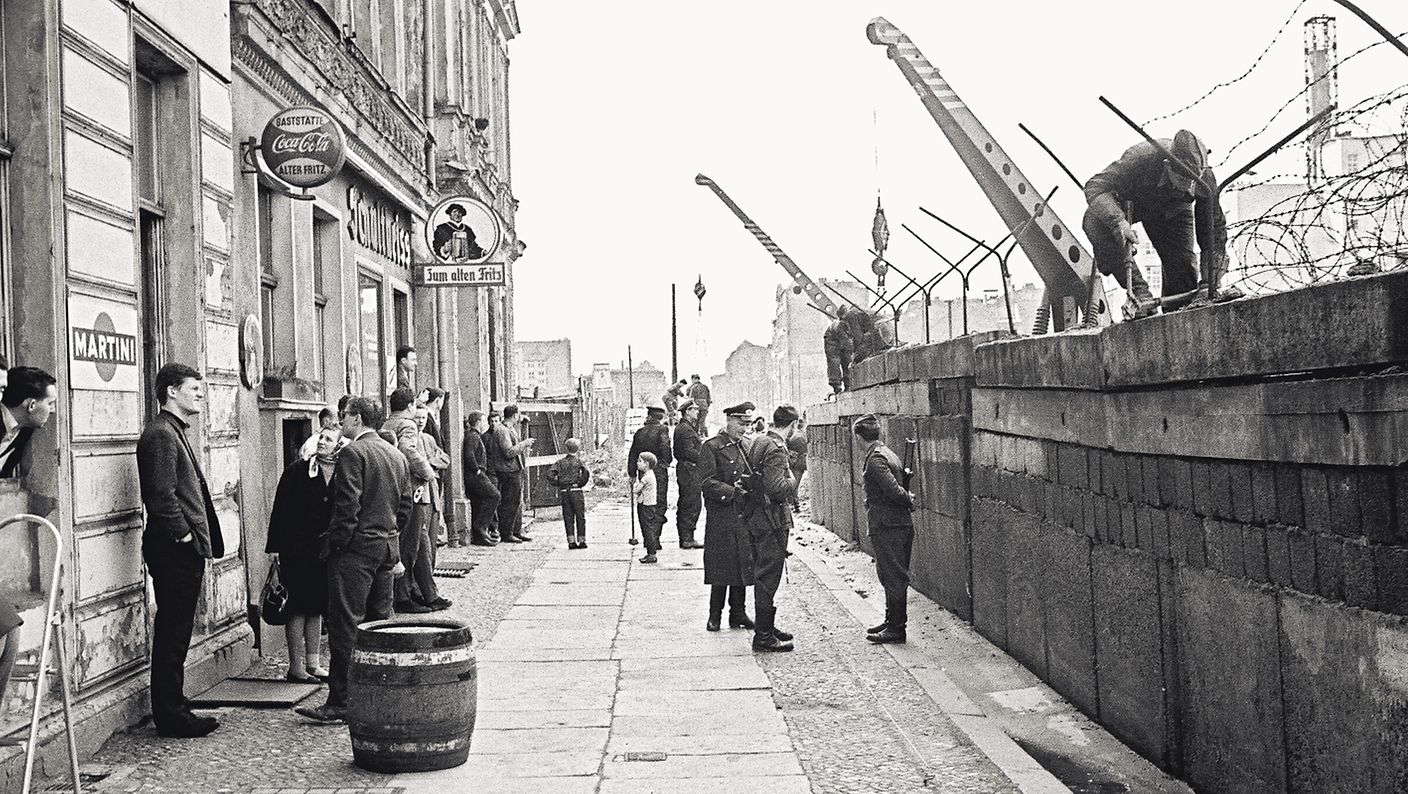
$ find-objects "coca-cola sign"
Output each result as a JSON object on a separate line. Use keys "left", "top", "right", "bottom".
{"left": 260, "top": 106, "right": 346, "bottom": 189}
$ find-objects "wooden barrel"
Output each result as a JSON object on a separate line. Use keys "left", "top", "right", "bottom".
{"left": 348, "top": 617, "right": 477, "bottom": 772}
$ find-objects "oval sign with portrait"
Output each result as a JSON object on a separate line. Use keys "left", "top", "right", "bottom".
{"left": 427, "top": 196, "right": 501, "bottom": 265}
{"left": 260, "top": 106, "right": 347, "bottom": 189}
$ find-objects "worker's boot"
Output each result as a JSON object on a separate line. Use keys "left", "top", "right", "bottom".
{"left": 1124, "top": 264, "right": 1158, "bottom": 319}
{"left": 752, "top": 609, "right": 793, "bottom": 653}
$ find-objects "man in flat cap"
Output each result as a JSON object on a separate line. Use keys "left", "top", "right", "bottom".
{"left": 697, "top": 402, "right": 757, "bottom": 632}
{"left": 673, "top": 399, "right": 706, "bottom": 549}
{"left": 628, "top": 400, "right": 672, "bottom": 531}
{"left": 741, "top": 404, "right": 801, "bottom": 652}
{"left": 854, "top": 414, "right": 915, "bottom": 644}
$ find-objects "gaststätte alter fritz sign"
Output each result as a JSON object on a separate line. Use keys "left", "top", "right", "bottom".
{"left": 260, "top": 106, "right": 347, "bottom": 189}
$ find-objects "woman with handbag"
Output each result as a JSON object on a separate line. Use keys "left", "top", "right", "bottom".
{"left": 265, "top": 425, "right": 341, "bottom": 682}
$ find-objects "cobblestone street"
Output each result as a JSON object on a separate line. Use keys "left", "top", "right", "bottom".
{"left": 62, "top": 498, "right": 1164, "bottom": 793}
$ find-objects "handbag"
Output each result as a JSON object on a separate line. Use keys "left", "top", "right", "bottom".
{"left": 260, "top": 562, "right": 291, "bottom": 626}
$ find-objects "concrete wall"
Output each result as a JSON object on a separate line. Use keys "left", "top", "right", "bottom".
{"left": 806, "top": 271, "right": 1408, "bottom": 793}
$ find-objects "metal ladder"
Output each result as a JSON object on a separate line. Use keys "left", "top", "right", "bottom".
{"left": 0, "top": 514, "right": 81, "bottom": 793}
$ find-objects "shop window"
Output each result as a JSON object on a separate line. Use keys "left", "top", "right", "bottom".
{"left": 313, "top": 211, "right": 338, "bottom": 389}
{"left": 358, "top": 271, "right": 383, "bottom": 402}
{"left": 257, "top": 185, "right": 278, "bottom": 372}
{"left": 392, "top": 288, "right": 409, "bottom": 360}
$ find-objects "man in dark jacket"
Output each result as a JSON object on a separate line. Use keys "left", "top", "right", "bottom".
{"left": 672, "top": 400, "right": 705, "bottom": 549}
{"left": 461, "top": 411, "right": 501, "bottom": 546}
{"left": 486, "top": 405, "right": 533, "bottom": 542}
{"left": 743, "top": 405, "right": 800, "bottom": 652}
{"left": 627, "top": 401, "right": 672, "bottom": 530}
{"left": 1082, "top": 129, "right": 1227, "bottom": 317}
{"left": 697, "top": 402, "right": 756, "bottom": 632}
{"left": 297, "top": 396, "right": 411, "bottom": 723}
{"left": 823, "top": 307, "right": 855, "bottom": 394}
{"left": 846, "top": 309, "right": 888, "bottom": 364}
{"left": 787, "top": 419, "right": 808, "bottom": 514}
{"left": 136, "top": 363, "right": 224, "bottom": 738}
{"left": 854, "top": 414, "right": 916, "bottom": 644}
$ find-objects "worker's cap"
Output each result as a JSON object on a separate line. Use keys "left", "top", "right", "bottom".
{"left": 851, "top": 414, "right": 880, "bottom": 434}
{"left": 678, "top": 398, "right": 696, "bottom": 413}
{"left": 723, "top": 401, "right": 756, "bottom": 418}
{"left": 1166, "top": 130, "right": 1210, "bottom": 196}
{"left": 773, "top": 404, "right": 801, "bottom": 426}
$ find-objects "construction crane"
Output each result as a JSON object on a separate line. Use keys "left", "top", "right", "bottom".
{"left": 866, "top": 17, "right": 1110, "bottom": 331}
{"left": 694, "top": 174, "right": 841, "bottom": 318}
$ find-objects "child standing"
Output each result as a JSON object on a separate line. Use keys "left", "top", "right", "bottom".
{"left": 547, "top": 438, "right": 593, "bottom": 549}
{"left": 633, "top": 451, "right": 661, "bottom": 563}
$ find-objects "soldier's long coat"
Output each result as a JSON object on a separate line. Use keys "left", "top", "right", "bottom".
{"left": 696, "top": 431, "right": 754, "bottom": 585}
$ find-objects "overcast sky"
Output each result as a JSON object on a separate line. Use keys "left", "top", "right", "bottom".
{"left": 510, "top": 0, "right": 1408, "bottom": 379}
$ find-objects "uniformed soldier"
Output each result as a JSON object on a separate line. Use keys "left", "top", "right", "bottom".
{"left": 627, "top": 401, "right": 672, "bottom": 529}
{"left": 673, "top": 399, "right": 706, "bottom": 549}
{"left": 696, "top": 402, "right": 756, "bottom": 632}
{"left": 854, "top": 414, "right": 916, "bottom": 644}
{"left": 743, "top": 404, "right": 800, "bottom": 652}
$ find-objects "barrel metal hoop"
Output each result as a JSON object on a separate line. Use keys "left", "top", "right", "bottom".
{"left": 351, "top": 647, "right": 475, "bottom": 665}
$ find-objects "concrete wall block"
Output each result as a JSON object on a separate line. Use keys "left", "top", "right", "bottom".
{"left": 1302, "top": 467, "right": 1334, "bottom": 536}
{"left": 1042, "top": 441, "right": 1059, "bottom": 485}
{"left": 1110, "top": 452, "right": 1130, "bottom": 502}
{"left": 1206, "top": 519, "right": 1245, "bottom": 579}
{"left": 1044, "top": 532, "right": 1099, "bottom": 717}
{"left": 1057, "top": 443, "right": 1088, "bottom": 489}
{"left": 1119, "top": 501, "right": 1138, "bottom": 549}
{"left": 1144, "top": 506, "right": 1172, "bottom": 561}
{"left": 1141, "top": 456, "right": 1163, "bottom": 508}
{"left": 1169, "top": 510, "right": 1206, "bottom": 569}
{"left": 1082, "top": 491, "right": 1099, "bottom": 540}
{"left": 1358, "top": 469, "right": 1394, "bottom": 544}
{"left": 912, "top": 509, "right": 973, "bottom": 622}
{"left": 970, "top": 498, "right": 1010, "bottom": 649}
{"left": 1021, "top": 436, "right": 1046, "bottom": 479}
{"left": 1242, "top": 524, "right": 1269, "bottom": 584}
{"left": 1174, "top": 568, "right": 1287, "bottom": 793}
{"left": 1287, "top": 529, "right": 1318, "bottom": 595}
{"left": 1005, "top": 508, "right": 1049, "bottom": 678}
{"left": 1326, "top": 468, "right": 1363, "bottom": 539}
{"left": 1191, "top": 460, "right": 1214, "bottom": 517}
{"left": 1315, "top": 534, "right": 1345, "bottom": 601}
{"left": 1373, "top": 545, "right": 1408, "bottom": 616}
{"left": 1279, "top": 593, "right": 1408, "bottom": 792}
{"left": 1092, "top": 546, "right": 1171, "bottom": 765}
{"left": 1251, "top": 462, "right": 1278, "bottom": 525}
{"left": 1161, "top": 457, "right": 1195, "bottom": 511}
{"left": 1275, "top": 464, "right": 1305, "bottom": 528}
{"left": 1229, "top": 463, "right": 1254, "bottom": 524}
{"left": 1122, "top": 454, "right": 1145, "bottom": 506}
{"left": 1092, "top": 495, "right": 1112, "bottom": 545}
{"left": 1266, "top": 527, "right": 1293, "bottom": 589}
{"left": 1342, "top": 540, "right": 1377, "bottom": 610}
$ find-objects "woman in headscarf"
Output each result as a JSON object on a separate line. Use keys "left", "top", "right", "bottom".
{"left": 265, "top": 425, "right": 342, "bottom": 682}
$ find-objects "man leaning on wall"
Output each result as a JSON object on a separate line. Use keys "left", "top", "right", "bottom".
{"left": 136, "top": 364, "right": 224, "bottom": 738}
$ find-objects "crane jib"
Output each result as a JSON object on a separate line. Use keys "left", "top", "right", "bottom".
{"left": 694, "top": 174, "right": 840, "bottom": 317}
{"left": 866, "top": 17, "right": 1097, "bottom": 312}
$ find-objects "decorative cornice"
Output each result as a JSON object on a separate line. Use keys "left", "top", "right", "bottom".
{"left": 242, "top": 0, "right": 428, "bottom": 179}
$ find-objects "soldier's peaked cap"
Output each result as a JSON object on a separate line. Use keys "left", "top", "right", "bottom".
{"left": 724, "top": 401, "right": 755, "bottom": 417}
{"left": 851, "top": 413, "right": 880, "bottom": 433}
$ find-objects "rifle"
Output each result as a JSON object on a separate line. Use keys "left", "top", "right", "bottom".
{"left": 901, "top": 437, "right": 918, "bottom": 491}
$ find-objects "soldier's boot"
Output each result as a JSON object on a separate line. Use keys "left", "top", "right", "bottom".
{"left": 726, "top": 587, "right": 752, "bottom": 629}
{"left": 866, "top": 621, "right": 888, "bottom": 635}
{"left": 752, "top": 608, "right": 793, "bottom": 653}
{"left": 707, "top": 586, "right": 725, "bottom": 632}
{"left": 867, "top": 600, "right": 906, "bottom": 644}
{"left": 728, "top": 611, "right": 755, "bottom": 630}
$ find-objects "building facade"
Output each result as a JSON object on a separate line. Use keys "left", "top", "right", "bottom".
{"left": 514, "top": 337, "right": 573, "bottom": 397}
{"left": 0, "top": 0, "right": 523, "bottom": 776}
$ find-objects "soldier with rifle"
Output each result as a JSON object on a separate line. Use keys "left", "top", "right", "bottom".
{"left": 697, "top": 402, "right": 757, "bottom": 632}
{"left": 741, "top": 404, "right": 801, "bottom": 653}
{"left": 854, "top": 414, "right": 917, "bottom": 644}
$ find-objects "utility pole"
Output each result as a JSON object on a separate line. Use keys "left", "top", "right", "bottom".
{"left": 671, "top": 284, "right": 678, "bottom": 384}
{"left": 627, "top": 346, "right": 635, "bottom": 409}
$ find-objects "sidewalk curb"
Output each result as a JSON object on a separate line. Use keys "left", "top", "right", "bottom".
{"left": 789, "top": 540, "right": 1070, "bottom": 794}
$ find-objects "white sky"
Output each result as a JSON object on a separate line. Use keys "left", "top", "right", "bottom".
{"left": 510, "top": 0, "right": 1408, "bottom": 378}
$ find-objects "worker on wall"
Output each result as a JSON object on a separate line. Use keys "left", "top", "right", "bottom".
{"left": 1081, "top": 129, "right": 1228, "bottom": 317}
{"left": 823, "top": 306, "right": 854, "bottom": 394}
{"left": 846, "top": 307, "right": 888, "bottom": 364}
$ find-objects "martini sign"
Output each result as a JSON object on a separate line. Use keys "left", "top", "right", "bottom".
{"left": 260, "top": 106, "right": 346, "bottom": 189}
